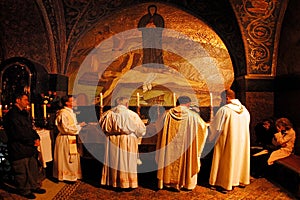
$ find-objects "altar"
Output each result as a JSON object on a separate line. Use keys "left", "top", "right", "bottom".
{"left": 76, "top": 105, "right": 211, "bottom": 160}
{"left": 78, "top": 123, "right": 105, "bottom": 160}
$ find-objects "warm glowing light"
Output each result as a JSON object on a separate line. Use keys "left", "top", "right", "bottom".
{"left": 173, "top": 93, "right": 176, "bottom": 107}
{"left": 43, "top": 104, "right": 47, "bottom": 119}
{"left": 31, "top": 103, "right": 35, "bottom": 119}
{"left": 100, "top": 93, "right": 103, "bottom": 107}
{"left": 137, "top": 93, "right": 140, "bottom": 107}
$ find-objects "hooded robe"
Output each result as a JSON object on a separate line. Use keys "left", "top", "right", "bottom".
{"left": 209, "top": 99, "right": 250, "bottom": 191}
{"left": 156, "top": 106, "right": 208, "bottom": 190}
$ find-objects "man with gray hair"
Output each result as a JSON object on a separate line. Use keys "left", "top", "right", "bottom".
{"left": 99, "top": 96, "right": 146, "bottom": 189}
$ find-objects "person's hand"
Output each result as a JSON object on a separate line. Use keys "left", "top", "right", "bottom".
{"left": 79, "top": 122, "right": 87, "bottom": 127}
{"left": 190, "top": 106, "right": 200, "bottom": 113}
{"left": 34, "top": 139, "right": 40, "bottom": 146}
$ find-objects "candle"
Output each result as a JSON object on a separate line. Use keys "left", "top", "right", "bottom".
{"left": 209, "top": 92, "right": 213, "bottom": 121}
{"left": 100, "top": 93, "right": 103, "bottom": 107}
{"left": 173, "top": 93, "right": 176, "bottom": 107}
{"left": 43, "top": 104, "right": 47, "bottom": 119}
{"left": 31, "top": 103, "right": 35, "bottom": 119}
{"left": 137, "top": 93, "right": 140, "bottom": 107}
{"left": 0, "top": 105, "right": 2, "bottom": 118}
{"left": 210, "top": 92, "right": 213, "bottom": 107}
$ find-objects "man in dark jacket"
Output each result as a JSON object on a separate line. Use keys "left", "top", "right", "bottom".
{"left": 3, "top": 93, "right": 46, "bottom": 199}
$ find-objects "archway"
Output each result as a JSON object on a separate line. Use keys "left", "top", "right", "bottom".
{"left": 0, "top": 57, "right": 49, "bottom": 121}
{"left": 0, "top": 57, "right": 37, "bottom": 106}
{"left": 71, "top": 3, "right": 235, "bottom": 110}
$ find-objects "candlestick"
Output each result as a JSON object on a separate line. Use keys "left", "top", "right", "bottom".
{"left": 100, "top": 93, "right": 103, "bottom": 107}
{"left": 0, "top": 105, "right": 2, "bottom": 118}
{"left": 43, "top": 104, "right": 47, "bottom": 119}
{"left": 98, "top": 93, "right": 103, "bottom": 117}
{"left": 31, "top": 103, "right": 35, "bottom": 119}
{"left": 173, "top": 93, "right": 176, "bottom": 107}
{"left": 210, "top": 92, "right": 213, "bottom": 107}
{"left": 137, "top": 93, "right": 140, "bottom": 107}
{"left": 209, "top": 92, "right": 213, "bottom": 122}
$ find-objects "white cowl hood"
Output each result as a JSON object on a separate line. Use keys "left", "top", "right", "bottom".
{"left": 225, "top": 99, "right": 244, "bottom": 114}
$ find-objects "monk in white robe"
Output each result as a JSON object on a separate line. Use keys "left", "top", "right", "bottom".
{"left": 53, "top": 95, "right": 86, "bottom": 182}
{"left": 209, "top": 89, "right": 250, "bottom": 192}
{"left": 100, "top": 97, "right": 146, "bottom": 189}
{"left": 156, "top": 96, "right": 208, "bottom": 191}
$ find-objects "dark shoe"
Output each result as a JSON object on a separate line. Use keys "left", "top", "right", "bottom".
{"left": 181, "top": 187, "right": 193, "bottom": 191}
{"left": 32, "top": 188, "right": 46, "bottom": 194}
{"left": 165, "top": 187, "right": 180, "bottom": 192}
{"left": 64, "top": 180, "right": 76, "bottom": 184}
{"left": 209, "top": 185, "right": 217, "bottom": 190}
{"left": 218, "top": 189, "right": 228, "bottom": 194}
{"left": 122, "top": 188, "right": 136, "bottom": 192}
{"left": 21, "top": 192, "right": 36, "bottom": 199}
{"left": 216, "top": 187, "right": 229, "bottom": 194}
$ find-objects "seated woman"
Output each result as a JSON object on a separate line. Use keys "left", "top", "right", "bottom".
{"left": 267, "top": 118, "right": 296, "bottom": 165}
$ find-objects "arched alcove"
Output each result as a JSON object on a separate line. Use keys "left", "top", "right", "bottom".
{"left": 70, "top": 3, "right": 235, "bottom": 109}
{"left": 0, "top": 57, "right": 36, "bottom": 106}
{"left": 0, "top": 57, "right": 48, "bottom": 108}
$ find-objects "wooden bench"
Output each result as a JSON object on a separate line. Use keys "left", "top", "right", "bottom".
{"left": 276, "top": 154, "right": 300, "bottom": 173}
{"left": 273, "top": 154, "right": 300, "bottom": 198}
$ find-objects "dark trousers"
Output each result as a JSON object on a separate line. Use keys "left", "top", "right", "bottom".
{"left": 11, "top": 157, "right": 40, "bottom": 195}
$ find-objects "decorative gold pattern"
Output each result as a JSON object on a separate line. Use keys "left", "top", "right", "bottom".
{"left": 232, "top": 0, "right": 282, "bottom": 74}
{"left": 0, "top": 0, "right": 243, "bottom": 78}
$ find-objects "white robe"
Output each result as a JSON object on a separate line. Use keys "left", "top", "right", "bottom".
{"left": 53, "top": 107, "right": 82, "bottom": 181}
{"left": 209, "top": 99, "right": 250, "bottom": 190}
{"left": 100, "top": 105, "right": 146, "bottom": 188}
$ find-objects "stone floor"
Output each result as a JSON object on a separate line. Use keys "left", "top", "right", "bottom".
{"left": 0, "top": 158, "right": 298, "bottom": 200}
{"left": 0, "top": 175, "right": 298, "bottom": 200}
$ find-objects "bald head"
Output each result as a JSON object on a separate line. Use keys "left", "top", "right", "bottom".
{"left": 226, "top": 89, "right": 235, "bottom": 99}
{"left": 225, "top": 89, "right": 236, "bottom": 104}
